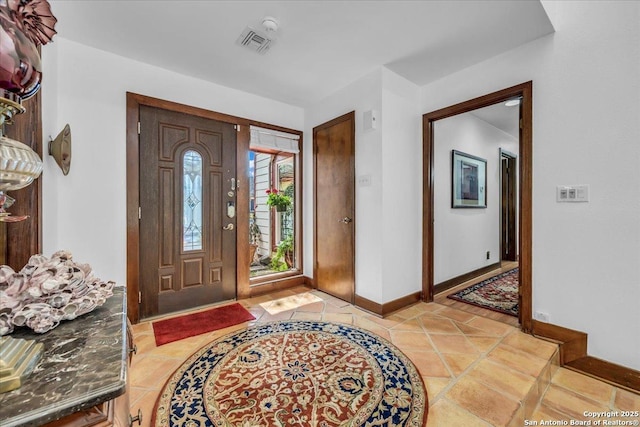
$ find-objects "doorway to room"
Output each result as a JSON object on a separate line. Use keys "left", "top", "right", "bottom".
{"left": 423, "top": 82, "right": 533, "bottom": 331}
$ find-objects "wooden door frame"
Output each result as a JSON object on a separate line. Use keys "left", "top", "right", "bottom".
{"left": 312, "top": 111, "right": 356, "bottom": 302}
{"left": 500, "top": 149, "right": 518, "bottom": 262}
{"left": 126, "top": 93, "right": 303, "bottom": 323}
{"left": 422, "top": 81, "right": 533, "bottom": 332}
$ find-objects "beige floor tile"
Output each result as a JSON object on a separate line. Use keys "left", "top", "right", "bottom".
{"left": 530, "top": 402, "right": 574, "bottom": 423}
{"left": 551, "top": 367, "right": 614, "bottom": 404}
{"left": 423, "top": 377, "right": 451, "bottom": 401}
{"left": 541, "top": 384, "right": 609, "bottom": 420}
{"left": 455, "top": 321, "right": 500, "bottom": 337}
{"left": 363, "top": 315, "right": 402, "bottom": 329}
{"left": 322, "top": 312, "right": 353, "bottom": 324}
{"left": 255, "top": 310, "right": 294, "bottom": 322}
{"left": 291, "top": 311, "right": 323, "bottom": 321}
{"left": 427, "top": 398, "right": 492, "bottom": 427}
{"left": 295, "top": 301, "right": 325, "bottom": 313}
{"left": 430, "top": 334, "right": 479, "bottom": 355}
{"left": 436, "top": 306, "right": 477, "bottom": 323}
{"left": 488, "top": 344, "right": 549, "bottom": 378}
{"left": 447, "top": 376, "right": 521, "bottom": 426}
{"left": 392, "top": 318, "right": 426, "bottom": 332}
{"left": 131, "top": 389, "right": 161, "bottom": 427}
{"left": 502, "top": 331, "right": 558, "bottom": 360}
{"left": 467, "top": 336, "right": 501, "bottom": 353}
{"left": 133, "top": 333, "right": 158, "bottom": 355}
{"left": 390, "top": 330, "right": 434, "bottom": 352}
{"left": 131, "top": 322, "right": 152, "bottom": 335}
{"left": 420, "top": 316, "right": 462, "bottom": 334}
{"left": 130, "top": 356, "right": 183, "bottom": 389}
{"left": 441, "top": 353, "right": 477, "bottom": 377}
{"left": 467, "top": 359, "right": 536, "bottom": 400}
{"left": 393, "top": 303, "right": 433, "bottom": 320}
{"left": 402, "top": 350, "right": 451, "bottom": 378}
{"left": 466, "top": 316, "right": 514, "bottom": 336}
{"left": 614, "top": 388, "right": 640, "bottom": 411}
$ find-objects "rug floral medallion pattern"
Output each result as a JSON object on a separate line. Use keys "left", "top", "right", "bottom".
{"left": 447, "top": 268, "right": 519, "bottom": 317}
{"left": 153, "top": 321, "right": 427, "bottom": 427}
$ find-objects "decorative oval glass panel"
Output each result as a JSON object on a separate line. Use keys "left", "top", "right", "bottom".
{"left": 183, "top": 150, "right": 203, "bottom": 251}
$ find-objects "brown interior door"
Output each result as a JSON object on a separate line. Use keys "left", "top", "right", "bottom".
{"left": 313, "top": 112, "right": 355, "bottom": 303}
{"left": 139, "top": 106, "right": 237, "bottom": 318}
{"left": 501, "top": 152, "right": 517, "bottom": 262}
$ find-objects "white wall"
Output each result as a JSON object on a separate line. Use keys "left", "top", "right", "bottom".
{"left": 433, "top": 113, "right": 518, "bottom": 284}
{"left": 303, "top": 68, "right": 422, "bottom": 304}
{"left": 421, "top": 1, "right": 640, "bottom": 370}
{"left": 304, "top": 69, "right": 384, "bottom": 302}
{"left": 40, "top": 37, "right": 304, "bottom": 284}
{"left": 380, "top": 69, "right": 422, "bottom": 302}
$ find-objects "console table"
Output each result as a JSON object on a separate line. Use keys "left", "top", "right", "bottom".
{"left": 0, "top": 287, "right": 137, "bottom": 427}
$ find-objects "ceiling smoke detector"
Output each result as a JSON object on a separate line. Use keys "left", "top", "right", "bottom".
{"left": 262, "top": 16, "right": 279, "bottom": 33}
{"left": 236, "top": 26, "right": 273, "bottom": 54}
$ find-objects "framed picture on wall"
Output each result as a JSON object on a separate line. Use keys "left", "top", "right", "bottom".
{"left": 452, "top": 150, "right": 487, "bottom": 208}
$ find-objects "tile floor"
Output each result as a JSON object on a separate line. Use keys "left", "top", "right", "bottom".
{"left": 129, "top": 286, "right": 640, "bottom": 427}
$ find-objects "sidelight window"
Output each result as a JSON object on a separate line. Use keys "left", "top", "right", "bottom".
{"left": 183, "top": 150, "right": 203, "bottom": 251}
{"left": 248, "top": 126, "right": 300, "bottom": 278}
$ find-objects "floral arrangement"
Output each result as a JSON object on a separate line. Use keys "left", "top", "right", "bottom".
{"left": 265, "top": 188, "right": 291, "bottom": 209}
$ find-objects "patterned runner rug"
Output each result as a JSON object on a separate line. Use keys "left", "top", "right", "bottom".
{"left": 152, "top": 321, "right": 428, "bottom": 427}
{"left": 447, "top": 268, "right": 519, "bottom": 317}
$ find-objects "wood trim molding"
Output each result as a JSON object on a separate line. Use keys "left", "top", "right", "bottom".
{"left": 565, "top": 357, "right": 640, "bottom": 394}
{"left": 532, "top": 320, "right": 640, "bottom": 393}
{"left": 125, "top": 92, "right": 303, "bottom": 323}
{"left": 435, "top": 262, "right": 501, "bottom": 293}
{"left": 303, "top": 275, "right": 315, "bottom": 288}
{"left": 354, "top": 292, "right": 422, "bottom": 317}
{"left": 422, "top": 81, "right": 533, "bottom": 333}
{"left": 532, "top": 319, "right": 587, "bottom": 365}
{"left": 248, "top": 275, "right": 308, "bottom": 298}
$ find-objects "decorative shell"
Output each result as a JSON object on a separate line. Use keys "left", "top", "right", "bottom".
{"left": 0, "top": 251, "right": 115, "bottom": 335}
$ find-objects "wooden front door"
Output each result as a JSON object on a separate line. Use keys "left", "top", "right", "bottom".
{"left": 139, "top": 106, "right": 237, "bottom": 318}
{"left": 313, "top": 112, "right": 355, "bottom": 303}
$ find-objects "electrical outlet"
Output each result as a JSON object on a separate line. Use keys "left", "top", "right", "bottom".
{"left": 486, "top": 251, "right": 490, "bottom": 260}
{"left": 534, "top": 311, "right": 550, "bottom": 322}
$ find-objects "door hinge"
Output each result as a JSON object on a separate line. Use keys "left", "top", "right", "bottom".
{"left": 138, "top": 291, "right": 142, "bottom": 304}
{"left": 138, "top": 206, "right": 141, "bottom": 220}
{"left": 137, "top": 121, "right": 141, "bottom": 135}
{"left": 234, "top": 124, "right": 239, "bottom": 131}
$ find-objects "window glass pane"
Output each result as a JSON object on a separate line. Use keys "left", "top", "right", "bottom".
{"left": 183, "top": 150, "right": 203, "bottom": 251}
{"left": 249, "top": 150, "right": 297, "bottom": 277}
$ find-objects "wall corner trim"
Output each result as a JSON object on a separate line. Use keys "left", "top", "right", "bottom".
{"left": 355, "top": 292, "right": 422, "bottom": 317}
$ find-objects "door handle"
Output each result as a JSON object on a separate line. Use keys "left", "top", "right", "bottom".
{"left": 340, "top": 217, "right": 353, "bottom": 224}
{"left": 223, "top": 223, "right": 234, "bottom": 230}
{"left": 230, "top": 178, "right": 236, "bottom": 191}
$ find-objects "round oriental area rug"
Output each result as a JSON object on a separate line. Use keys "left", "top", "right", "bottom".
{"left": 153, "top": 321, "right": 428, "bottom": 427}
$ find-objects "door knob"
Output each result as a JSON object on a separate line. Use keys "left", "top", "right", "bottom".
{"left": 223, "top": 223, "right": 234, "bottom": 230}
{"left": 340, "top": 217, "right": 353, "bottom": 224}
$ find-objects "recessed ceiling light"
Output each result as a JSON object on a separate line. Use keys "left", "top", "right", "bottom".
{"left": 505, "top": 99, "right": 521, "bottom": 107}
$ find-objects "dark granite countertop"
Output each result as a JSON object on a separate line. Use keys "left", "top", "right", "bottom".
{"left": 0, "top": 287, "right": 128, "bottom": 427}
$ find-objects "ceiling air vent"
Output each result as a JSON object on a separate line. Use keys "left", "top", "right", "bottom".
{"left": 236, "top": 26, "right": 273, "bottom": 54}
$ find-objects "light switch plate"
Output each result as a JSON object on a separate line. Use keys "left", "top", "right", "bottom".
{"left": 357, "top": 175, "right": 372, "bottom": 187}
{"left": 557, "top": 185, "right": 589, "bottom": 202}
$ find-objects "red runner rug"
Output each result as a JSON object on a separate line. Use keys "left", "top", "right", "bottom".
{"left": 152, "top": 303, "right": 255, "bottom": 346}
